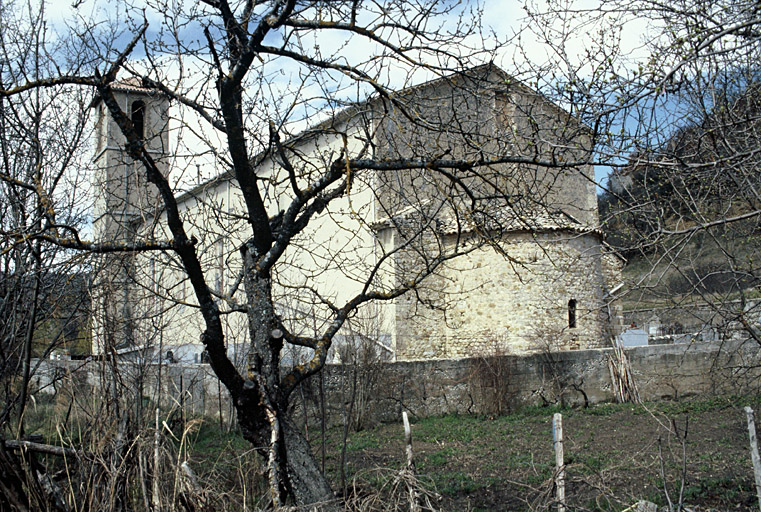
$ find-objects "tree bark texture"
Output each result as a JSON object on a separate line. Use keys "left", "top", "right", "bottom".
{"left": 237, "top": 243, "right": 336, "bottom": 506}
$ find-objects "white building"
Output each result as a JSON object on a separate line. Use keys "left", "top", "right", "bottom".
{"left": 91, "top": 65, "right": 622, "bottom": 364}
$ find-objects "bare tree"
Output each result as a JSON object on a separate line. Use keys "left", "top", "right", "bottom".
{"left": 0, "top": 1, "right": 93, "bottom": 435}
{"left": 0, "top": 5, "right": 101, "bottom": 510}
{"left": 511, "top": 0, "right": 761, "bottom": 347}
{"left": 0, "top": 0, "right": 621, "bottom": 507}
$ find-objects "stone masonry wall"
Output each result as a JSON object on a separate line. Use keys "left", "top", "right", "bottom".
{"left": 33, "top": 339, "right": 761, "bottom": 430}
{"left": 394, "top": 232, "right": 613, "bottom": 360}
{"left": 296, "top": 339, "right": 761, "bottom": 429}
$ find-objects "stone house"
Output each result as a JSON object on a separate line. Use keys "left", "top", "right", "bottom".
{"left": 90, "top": 65, "right": 622, "bottom": 363}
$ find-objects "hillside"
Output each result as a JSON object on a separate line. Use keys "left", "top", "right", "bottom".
{"left": 599, "top": 183, "right": 760, "bottom": 335}
{"left": 597, "top": 80, "right": 761, "bottom": 334}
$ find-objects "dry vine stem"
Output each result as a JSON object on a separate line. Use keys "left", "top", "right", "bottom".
{"left": 608, "top": 343, "right": 640, "bottom": 403}
{"left": 153, "top": 408, "right": 160, "bottom": 512}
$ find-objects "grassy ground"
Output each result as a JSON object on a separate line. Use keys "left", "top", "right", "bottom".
{"left": 22, "top": 392, "right": 761, "bottom": 511}
{"left": 310, "top": 396, "right": 760, "bottom": 511}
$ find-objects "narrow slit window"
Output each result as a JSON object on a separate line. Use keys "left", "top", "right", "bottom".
{"left": 131, "top": 100, "right": 145, "bottom": 139}
{"left": 568, "top": 299, "right": 577, "bottom": 328}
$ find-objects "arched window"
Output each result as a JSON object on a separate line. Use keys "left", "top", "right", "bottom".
{"left": 131, "top": 100, "right": 145, "bottom": 139}
{"left": 568, "top": 299, "right": 577, "bottom": 328}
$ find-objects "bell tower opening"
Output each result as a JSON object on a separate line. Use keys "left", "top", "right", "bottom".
{"left": 131, "top": 100, "right": 145, "bottom": 139}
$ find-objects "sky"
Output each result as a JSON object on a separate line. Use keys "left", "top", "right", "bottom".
{"left": 40, "top": 0, "right": 655, "bottom": 84}
{"left": 34, "top": 0, "right": 661, "bottom": 189}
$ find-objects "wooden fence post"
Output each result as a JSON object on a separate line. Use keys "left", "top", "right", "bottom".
{"left": 745, "top": 406, "right": 761, "bottom": 512}
{"left": 153, "top": 407, "right": 160, "bottom": 511}
{"left": 553, "top": 412, "right": 565, "bottom": 512}
{"left": 403, "top": 411, "right": 414, "bottom": 470}
{"left": 402, "top": 411, "right": 419, "bottom": 512}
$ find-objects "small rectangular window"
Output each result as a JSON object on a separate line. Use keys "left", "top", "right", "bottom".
{"left": 568, "top": 299, "right": 577, "bottom": 328}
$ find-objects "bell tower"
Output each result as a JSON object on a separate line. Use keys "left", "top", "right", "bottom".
{"left": 91, "top": 79, "right": 169, "bottom": 355}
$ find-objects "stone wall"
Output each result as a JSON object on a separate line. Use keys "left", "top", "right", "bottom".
{"left": 394, "top": 232, "right": 614, "bottom": 359}
{"left": 31, "top": 359, "right": 235, "bottom": 422}
{"left": 32, "top": 339, "right": 761, "bottom": 429}
{"left": 295, "top": 339, "right": 761, "bottom": 428}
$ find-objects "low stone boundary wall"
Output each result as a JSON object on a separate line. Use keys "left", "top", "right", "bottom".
{"left": 31, "top": 359, "right": 230, "bottom": 421}
{"left": 31, "top": 339, "right": 761, "bottom": 428}
{"left": 296, "top": 339, "right": 761, "bottom": 428}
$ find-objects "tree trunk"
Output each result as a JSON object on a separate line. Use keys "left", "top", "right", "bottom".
{"left": 281, "top": 416, "right": 335, "bottom": 507}
{"left": 239, "top": 244, "right": 336, "bottom": 507}
{"left": 237, "top": 400, "right": 336, "bottom": 507}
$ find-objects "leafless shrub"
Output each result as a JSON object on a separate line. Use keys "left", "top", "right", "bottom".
{"left": 530, "top": 329, "right": 589, "bottom": 409}
{"left": 344, "top": 468, "right": 441, "bottom": 512}
{"left": 468, "top": 339, "right": 516, "bottom": 416}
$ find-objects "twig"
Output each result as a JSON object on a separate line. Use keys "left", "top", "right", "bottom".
{"left": 657, "top": 436, "right": 675, "bottom": 512}
{"left": 3, "top": 439, "right": 81, "bottom": 458}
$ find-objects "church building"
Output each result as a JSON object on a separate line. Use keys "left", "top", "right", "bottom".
{"left": 90, "top": 65, "right": 623, "bottom": 364}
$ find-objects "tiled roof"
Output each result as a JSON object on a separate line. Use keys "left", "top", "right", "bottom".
{"left": 109, "top": 77, "right": 156, "bottom": 94}
{"left": 373, "top": 203, "right": 603, "bottom": 237}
